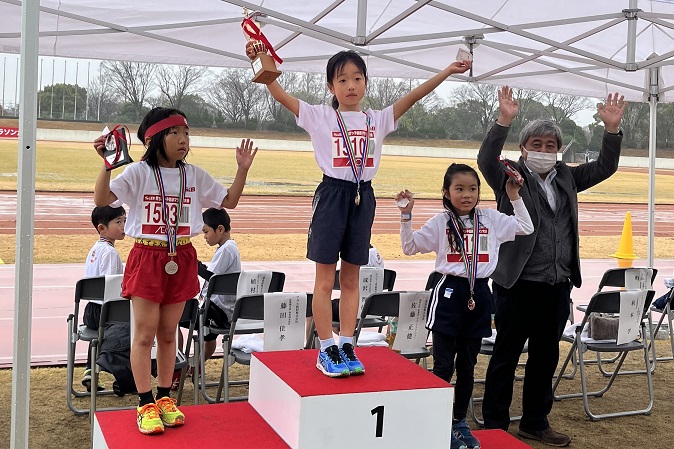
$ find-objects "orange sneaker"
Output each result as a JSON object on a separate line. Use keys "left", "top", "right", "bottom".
{"left": 156, "top": 396, "right": 185, "bottom": 427}
{"left": 136, "top": 403, "right": 164, "bottom": 435}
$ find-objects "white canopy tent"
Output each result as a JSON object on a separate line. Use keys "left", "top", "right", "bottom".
{"left": 9, "top": 1, "right": 674, "bottom": 447}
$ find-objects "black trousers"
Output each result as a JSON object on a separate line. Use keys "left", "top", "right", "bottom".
{"left": 432, "top": 330, "right": 482, "bottom": 422}
{"left": 482, "top": 279, "right": 571, "bottom": 431}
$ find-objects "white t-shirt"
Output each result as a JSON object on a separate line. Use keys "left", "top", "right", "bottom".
{"left": 109, "top": 161, "right": 228, "bottom": 239}
{"left": 296, "top": 101, "right": 396, "bottom": 181}
{"left": 201, "top": 239, "right": 241, "bottom": 320}
{"left": 400, "top": 199, "right": 534, "bottom": 278}
{"left": 368, "top": 246, "right": 384, "bottom": 268}
{"left": 84, "top": 240, "right": 124, "bottom": 304}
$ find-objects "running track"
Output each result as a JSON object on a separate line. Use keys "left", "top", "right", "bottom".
{"left": 2, "top": 192, "right": 674, "bottom": 368}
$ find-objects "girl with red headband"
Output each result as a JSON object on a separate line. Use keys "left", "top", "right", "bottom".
{"left": 93, "top": 107, "right": 258, "bottom": 435}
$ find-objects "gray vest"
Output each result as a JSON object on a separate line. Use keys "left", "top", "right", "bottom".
{"left": 520, "top": 181, "right": 573, "bottom": 284}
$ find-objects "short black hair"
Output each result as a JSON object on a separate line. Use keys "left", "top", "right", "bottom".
{"left": 137, "top": 107, "right": 188, "bottom": 168}
{"left": 202, "top": 208, "right": 231, "bottom": 232}
{"left": 326, "top": 50, "right": 368, "bottom": 109}
{"left": 91, "top": 205, "right": 126, "bottom": 231}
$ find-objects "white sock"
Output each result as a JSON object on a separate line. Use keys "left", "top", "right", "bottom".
{"left": 319, "top": 338, "right": 335, "bottom": 351}
{"left": 338, "top": 335, "right": 353, "bottom": 348}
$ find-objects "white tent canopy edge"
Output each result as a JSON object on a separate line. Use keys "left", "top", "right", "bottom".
{"left": 12, "top": 1, "right": 673, "bottom": 447}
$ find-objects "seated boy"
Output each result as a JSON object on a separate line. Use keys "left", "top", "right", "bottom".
{"left": 198, "top": 208, "right": 242, "bottom": 361}
{"left": 82, "top": 205, "right": 126, "bottom": 392}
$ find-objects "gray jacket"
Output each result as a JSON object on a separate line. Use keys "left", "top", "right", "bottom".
{"left": 477, "top": 123, "right": 622, "bottom": 289}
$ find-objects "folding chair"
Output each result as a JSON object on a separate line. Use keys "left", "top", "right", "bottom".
{"left": 66, "top": 276, "right": 115, "bottom": 415}
{"left": 197, "top": 271, "right": 285, "bottom": 403}
{"left": 175, "top": 298, "right": 199, "bottom": 405}
{"left": 647, "top": 287, "right": 674, "bottom": 365}
{"left": 575, "top": 268, "right": 658, "bottom": 376}
{"left": 331, "top": 267, "right": 397, "bottom": 334}
{"left": 354, "top": 291, "right": 431, "bottom": 364}
{"left": 218, "top": 292, "right": 314, "bottom": 403}
{"left": 551, "top": 290, "right": 656, "bottom": 420}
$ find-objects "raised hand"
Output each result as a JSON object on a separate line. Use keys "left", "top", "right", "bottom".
{"left": 448, "top": 60, "right": 472, "bottom": 75}
{"left": 236, "top": 138, "right": 258, "bottom": 170}
{"left": 497, "top": 86, "right": 519, "bottom": 126}
{"left": 395, "top": 189, "right": 414, "bottom": 214}
{"left": 597, "top": 92, "right": 626, "bottom": 134}
{"left": 505, "top": 176, "right": 523, "bottom": 201}
{"left": 93, "top": 135, "right": 106, "bottom": 159}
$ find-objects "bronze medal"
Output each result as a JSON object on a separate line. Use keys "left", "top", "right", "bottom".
{"left": 468, "top": 296, "right": 475, "bottom": 311}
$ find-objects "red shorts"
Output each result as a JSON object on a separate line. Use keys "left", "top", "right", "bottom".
{"left": 122, "top": 242, "right": 199, "bottom": 305}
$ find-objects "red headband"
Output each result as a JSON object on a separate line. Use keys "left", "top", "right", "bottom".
{"left": 145, "top": 115, "right": 189, "bottom": 140}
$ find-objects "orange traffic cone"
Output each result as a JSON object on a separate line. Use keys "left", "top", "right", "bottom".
{"left": 611, "top": 211, "right": 637, "bottom": 268}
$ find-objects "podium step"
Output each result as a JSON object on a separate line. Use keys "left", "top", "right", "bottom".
{"left": 473, "top": 430, "right": 535, "bottom": 448}
{"left": 93, "top": 402, "right": 290, "bottom": 449}
{"left": 250, "top": 346, "right": 454, "bottom": 449}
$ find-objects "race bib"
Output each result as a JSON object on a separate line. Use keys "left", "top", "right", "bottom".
{"left": 331, "top": 128, "right": 375, "bottom": 168}
{"left": 446, "top": 227, "right": 489, "bottom": 263}
{"left": 141, "top": 194, "right": 191, "bottom": 236}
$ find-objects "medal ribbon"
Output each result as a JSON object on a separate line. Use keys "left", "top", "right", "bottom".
{"left": 447, "top": 210, "right": 480, "bottom": 298}
{"left": 152, "top": 164, "right": 186, "bottom": 256}
{"left": 241, "top": 17, "right": 284, "bottom": 64}
{"left": 335, "top": 110, "right": 370, "bottom": 185}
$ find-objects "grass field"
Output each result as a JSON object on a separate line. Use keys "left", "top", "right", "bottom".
{"left": 2, "top": 139, "right": 674, "bottom": 202}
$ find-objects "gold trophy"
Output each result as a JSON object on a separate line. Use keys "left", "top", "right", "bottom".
{"left": 242, "top": 10, "right": 282, "bottom": 85}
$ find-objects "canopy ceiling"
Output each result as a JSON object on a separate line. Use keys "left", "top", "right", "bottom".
{"left": 2, "top": 0, "right": 674, "bottom": 102}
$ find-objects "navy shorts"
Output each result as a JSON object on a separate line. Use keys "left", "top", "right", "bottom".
{"left": 307, "top": 175, "right": 376, "bottom": 265}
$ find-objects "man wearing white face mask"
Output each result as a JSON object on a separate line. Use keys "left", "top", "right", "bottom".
{"left": 477, "top": 86, "right": 626, "bottom": 447}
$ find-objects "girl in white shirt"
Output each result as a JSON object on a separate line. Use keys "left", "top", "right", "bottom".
{"left": 397, "top": 163, "right": 533, "bottom": 449}
{"left": 248, "top": 42, "right": 471, "bottom": 378}
{"left": 93, "top": 107, "right": 257, "bottom": 435}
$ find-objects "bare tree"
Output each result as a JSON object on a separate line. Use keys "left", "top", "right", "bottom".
{"left": 156, "top": 65, "right": 207, "bottom": 110}
{"left": 101, "top": 61, "right": 156, "bottom": 122}
{"left": 450, "top": 84, "right": 499, "bottom": 133}
{"left": 86, "top": 76, "right": 119, "bottom": 123}
{"left": 363, "top": 77, "right": 410, "bottom": 110}
{"left": 541, "top": 92, "right": 592, "bottom": 124}
{"left": 510, "top": 88, "right": 546, "bottom": 134}
{"left": 207, "top": 69, "right": 264, "bottom": 126}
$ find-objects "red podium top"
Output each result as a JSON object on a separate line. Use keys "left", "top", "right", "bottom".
{"left": 253, "top": 346, "right": 450, "bottom": 397}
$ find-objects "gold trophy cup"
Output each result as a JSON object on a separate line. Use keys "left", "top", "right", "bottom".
{"left": 242, "top": 12, "right": 281, "bottom": 85}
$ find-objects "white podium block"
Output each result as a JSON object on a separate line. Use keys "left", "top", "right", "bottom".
{"left": 249, "top": 347, "right": 453, "bottom": 449}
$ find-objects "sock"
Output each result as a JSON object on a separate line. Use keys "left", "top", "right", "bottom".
{"left": 319, "top": 338, "right": 335, "bottom": 351}
{"left": 138, "top": 390, "right": 154, "bottom": 407}
{"left": 156, "top": 386, "right": 171, "bottom": 400}
{"left": 338, "top": 335, "right": 353, "bottom": 348}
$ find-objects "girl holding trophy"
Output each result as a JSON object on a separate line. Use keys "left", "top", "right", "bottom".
{"left": 93, "top": 107, "right": 258, "bottom": 434}
{"left": 246, "top": 40, "right": 471, "bottom": 378}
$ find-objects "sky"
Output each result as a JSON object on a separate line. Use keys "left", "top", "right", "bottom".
{"left": 0, "top": 54, "right": 597, "bottom": 126}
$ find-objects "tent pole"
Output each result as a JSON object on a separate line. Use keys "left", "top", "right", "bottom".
{"left": 647, "top": 66, "right": 659, "bottom": 268}
{"left": 625, "top": 0, "right": 638, "bottom": 66}
{"left": 11, "top": 1, "right": 39, "bottom": 448}
{"left": 354, "top": 0, "right": 367, "bottom": 45}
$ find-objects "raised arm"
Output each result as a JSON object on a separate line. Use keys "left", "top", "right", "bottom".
{"left": 220, "top": 138, "right": 258, "bottom": 209}
{"left": 392, "top": 61, "right": 471, "bottom": 121}
{"left": 93, "top": 135, "right": 119, "bottom": 206}
{"left": 246, "top": 41, "right": 299, "bottom": 117}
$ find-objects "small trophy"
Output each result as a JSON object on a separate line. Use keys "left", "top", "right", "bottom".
{"left": 103, "top": 124, "right": 133, "bottom": 171}
{"left": 242, "top": 10, "right": 282, "bottom": 85}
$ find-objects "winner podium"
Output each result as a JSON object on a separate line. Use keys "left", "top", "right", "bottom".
{"left": 93, "top": 347, "right": 533, "bottom": 449}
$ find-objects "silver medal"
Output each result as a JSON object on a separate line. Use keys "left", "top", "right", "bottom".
{"left": 355, "top": 191, "right": 361, "bottom": 206}
{"left": 165, "top": 260, "right": 179, "bottom": 275}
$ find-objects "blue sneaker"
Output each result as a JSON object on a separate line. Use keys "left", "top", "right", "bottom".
{"left": 339, "top": 343, "right": 365, "bottom": 375}
{"left": 453, "top": 419, "right": 480, "bottom": 449}
{"left": 316, "top": 345, "right": 350, "bottom": 378}
{"left": 451, "top": 432, "right": 467, "bottom": 449}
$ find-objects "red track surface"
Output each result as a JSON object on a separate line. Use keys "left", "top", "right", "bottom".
{"left": 3, "top": 191, "right": 674, "bottom": 237}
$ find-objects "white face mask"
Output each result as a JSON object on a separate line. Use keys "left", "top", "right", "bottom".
{"left": 523, "top": 149, "right": 557, "bottom": 174}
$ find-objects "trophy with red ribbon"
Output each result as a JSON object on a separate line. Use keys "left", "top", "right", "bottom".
{"left": 103, "top": 124, "right": 133, "bottom": 171}
{"left": 242, "top": 10, "right": 282, "bottom": 85}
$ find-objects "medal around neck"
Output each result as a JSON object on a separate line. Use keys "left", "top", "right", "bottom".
{"left": 102, "top": 125, "right": 133, "bottom": 171}
{"left": 165, "top": 260, "right": 179, "bottom": 275}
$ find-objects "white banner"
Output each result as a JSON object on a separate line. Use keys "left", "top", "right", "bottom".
{"left": 358, "top": 267, "right": 385, "bottom": 317}
{"left": 237, "top": 270, "right": 274, "bottom": 297}
{"left": 393, "top": 291, "right": 431, "bottom": 352}
{"left": 263, "top": 292, "right": 307, "bottom": 351}
{"left": 624, "top": 268, "right": 652, "bottom": 290}
{"left": 617, "top": 289, "right": 648, "bottom": 345}
{"left": 103, "top": 274, "right": 123, "bottom": 302}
